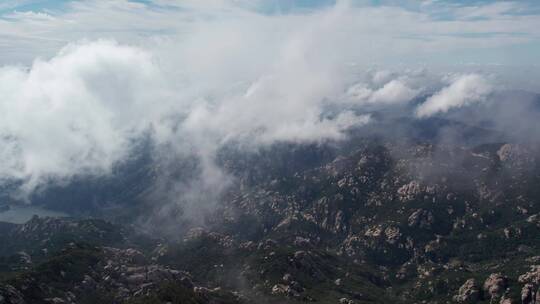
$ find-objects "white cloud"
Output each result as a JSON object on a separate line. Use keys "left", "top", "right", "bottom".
{"left": 0, "top": 0, "right": 539, "bottom": 65}
{"left": 415, "top": 74, "right": 493, "bottom": 118}
{"left": 371, "top": 70, "right": 397, "bottom": 86}
{"left": 453, "top": 2, "right": 523, "bottom": 20}
{"left": 369, "top": 79, "right": 420, "bottom": 104}
{"left": 0, "top": 3, "right": 374, "bottom": 194}
{"left": 347, "top": 79, "right": 420, "bottom": 105}
{"left": 0, "top": 0, "right": 537, "bottom": 198}
{"left": 0, "top": 40, "right": 175, "bottom": 192}
{"left": 0, "top": 0, "right": 34, "bottom": 11}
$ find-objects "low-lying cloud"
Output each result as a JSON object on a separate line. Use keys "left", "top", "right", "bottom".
{"left": 0, "top": 40, "right": 174, "bottom": 193}
{"left": 0, "top": 0, "right": 537, "bottom": 215}
{"left": 415, "top": 74, "right": 493, "bottom": 118}
{"left": 347, "top": 79, "right": 420, "bottom": 105}
{"left": 0, "top": 15, "right": 375, "bottom": 194}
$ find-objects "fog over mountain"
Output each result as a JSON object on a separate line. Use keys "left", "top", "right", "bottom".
{"left": 0, "top": 0, "right": 537, "bottom": 195}
{"left": 0, "top": 1, "right": 539, "bottom": 304}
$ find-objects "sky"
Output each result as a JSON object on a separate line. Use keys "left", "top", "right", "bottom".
{"left": 0, "top": 0, "right": 539, "bottom": 196}
{"left": 0, "top": 0, "right": 539, "bottom": 66}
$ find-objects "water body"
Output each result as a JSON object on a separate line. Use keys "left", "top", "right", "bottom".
{"left": 0, "top": 204, "right": 67, "bottom": 224}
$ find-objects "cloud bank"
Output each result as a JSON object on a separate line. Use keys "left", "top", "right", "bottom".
{"left": 415, "top": 74, "right": 493, "bottom": 118}
{"left": 347, "top": 79, "right": 420, "bottom": 105}
{"left": 0, "top": 14, "right": 376, "bottom": 194}
{"left": 0, "top": 40, "right": 175, "bottom": 192}
{"left": 0, "top": 0, "right": 537, "bottom": 206}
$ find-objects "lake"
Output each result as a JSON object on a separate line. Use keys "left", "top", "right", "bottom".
{"left": 0, "top": 204, "right": 67, "bottom": 224}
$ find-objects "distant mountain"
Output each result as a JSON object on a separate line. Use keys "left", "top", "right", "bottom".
{"left": 1, "top": 92, "right": 540, "bottom": 303}
{"left": 1, "top": 136, "right": 539, "bottom": 303}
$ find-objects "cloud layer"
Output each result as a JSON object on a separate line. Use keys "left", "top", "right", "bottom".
{"left": 347, "top": 79, "right": 420, "bottom": 105}
{"left": 2, "top": 0, "right": 540, "bottom": 69}
{"left": 0, "top": 24, "right": 373, "bottom": 193}
{"left": 0, "top": 0, "right": 537, "bottom": 201}
{"left": 416, "top": 74, "right": 493, "bottom": 118}
{"left": 0, "top": 40, "right": 174, "bottom": 192}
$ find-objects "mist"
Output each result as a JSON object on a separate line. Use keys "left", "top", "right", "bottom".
{"left": 0, "top": 1, "right": 538, "bottom": 228}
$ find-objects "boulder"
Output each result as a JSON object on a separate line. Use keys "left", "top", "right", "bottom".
{"left": 0, "top": 285, "right": 25, "bottom": 304}
{"left": 521, "top": 283, "right": 538, "bottom": 304}
{"left": 408, "top": 209, "right": 435, "bottom": 229}
{"left": 454, "top": 279, "right": 481, "bottom": 304}
{"left": 483, "top": 273, "right": 508, "bottom": 302}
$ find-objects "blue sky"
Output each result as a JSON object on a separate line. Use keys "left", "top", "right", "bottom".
{"left": 0, "top": 0, "right": 68, "bottom": 13}
{"left": 4, "top": 0, "right": 540, "bottom": 15}
{"left": 0, "top": 0, "right": 539, "bottom": 67}
{"left": 59, "top": 0, "right": 540, "bottom": 11}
